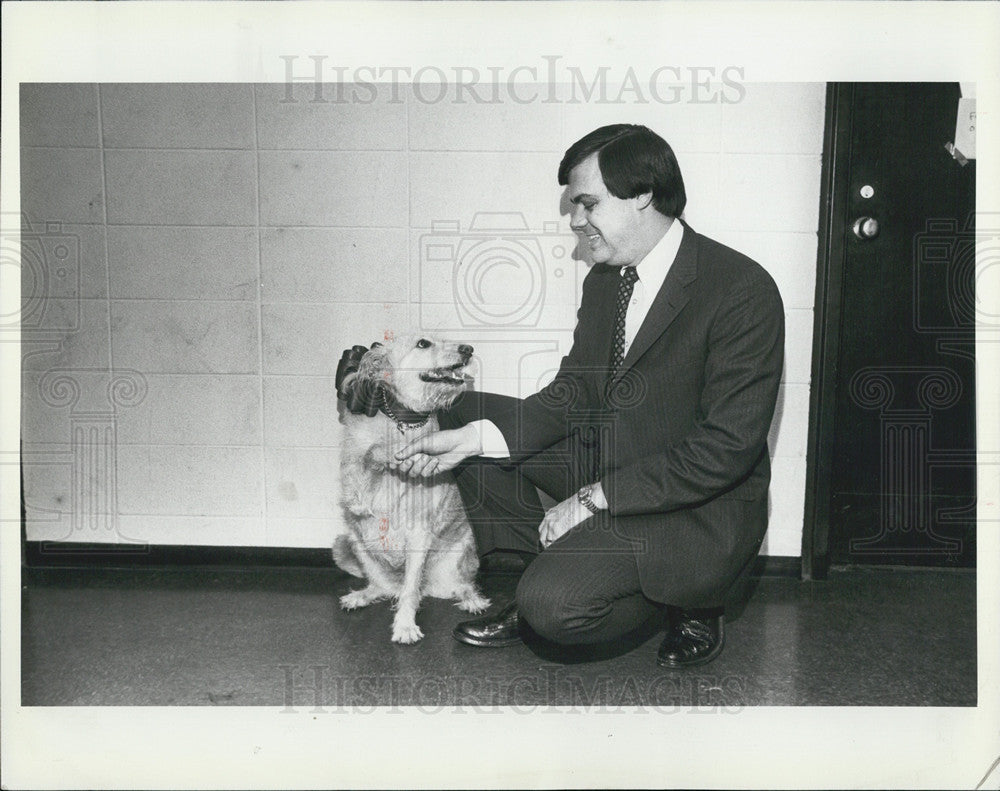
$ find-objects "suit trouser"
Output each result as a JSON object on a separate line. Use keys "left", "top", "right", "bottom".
{"left": 448, "top": 451, "right": 665, "bottom": 646}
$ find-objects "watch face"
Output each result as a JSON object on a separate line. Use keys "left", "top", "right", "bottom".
{"left": 577, "top": 485, "right": 598, "bottom": 513}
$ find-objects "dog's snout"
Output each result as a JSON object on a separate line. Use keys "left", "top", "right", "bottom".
{"left": 458, "top": 344, "right": 474, "bottom": 360}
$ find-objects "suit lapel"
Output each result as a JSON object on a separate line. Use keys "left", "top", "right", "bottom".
{"left": 587, "top": 265, "right": 620, "bottom": 365}
{"left": 611, "top": 225, "right": 698, "bottom": 382}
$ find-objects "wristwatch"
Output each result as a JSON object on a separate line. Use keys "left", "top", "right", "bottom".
{"left": 577, "top": 484, "right": 601, "bottom": 515}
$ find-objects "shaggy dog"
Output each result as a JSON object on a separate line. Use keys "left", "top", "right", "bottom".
{"left": 334, "top": 334, "right": 490, "bottom": 643}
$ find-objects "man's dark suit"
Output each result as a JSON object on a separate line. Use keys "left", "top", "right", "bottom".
{"left": 446, "top": 220, "right": 784, "bottom": 630}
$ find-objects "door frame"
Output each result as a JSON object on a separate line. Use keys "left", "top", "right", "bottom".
{"left": 801, "top": 83, "right": 853, "bottom": 581}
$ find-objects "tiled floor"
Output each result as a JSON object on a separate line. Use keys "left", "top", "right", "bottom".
{"left": 21, "top": 563, "right": 976, "bottom": 708}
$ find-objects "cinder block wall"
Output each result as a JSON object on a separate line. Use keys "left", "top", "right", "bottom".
{"left": 19, "top": 82, "right": 823, "bottom": 556}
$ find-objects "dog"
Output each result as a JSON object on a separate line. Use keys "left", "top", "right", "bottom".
{"left": 334, "top": 333, "right": 490, "bottom": 643}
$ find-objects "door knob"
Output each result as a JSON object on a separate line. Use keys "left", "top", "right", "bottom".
{"left": 852, "top": 216, "right": 880, "bottom": 240}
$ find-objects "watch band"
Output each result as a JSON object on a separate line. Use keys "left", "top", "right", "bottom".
{"left": 577, "top": 484, "right": 600, "bottom": 515}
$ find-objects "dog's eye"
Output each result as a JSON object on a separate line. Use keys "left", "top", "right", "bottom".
{"left": 416, "top": 338, "right": 433, "bottom": 349}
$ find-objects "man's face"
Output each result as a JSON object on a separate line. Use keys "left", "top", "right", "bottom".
{"left": 566, "top": 152, "right": 646, "bottom": 267}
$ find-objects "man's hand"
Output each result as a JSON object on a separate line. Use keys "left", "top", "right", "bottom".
{"left": 539, "top": 483, "right": 608, "bottom": 548}
{"left": 390, "top": 424, "right": 483, "bottom": 478}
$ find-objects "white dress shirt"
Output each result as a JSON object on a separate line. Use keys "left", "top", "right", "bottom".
{"left": 621, "top": 217, "right": 683, "bottom": 357}
{"left": 475, "top": 221, "right": 685, "bottom": 458}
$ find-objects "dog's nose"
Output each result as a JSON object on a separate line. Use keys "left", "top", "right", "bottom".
{"left": 458, "top": 344, "right": 474, "bottom": 360}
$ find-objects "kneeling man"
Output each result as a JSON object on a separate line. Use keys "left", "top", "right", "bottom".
{"left": 364, "top": 124, "right": 784, "bottom": 667}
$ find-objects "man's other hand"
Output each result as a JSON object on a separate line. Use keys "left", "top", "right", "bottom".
{"left": 538, "top": 483, "right": 609, "bottom": 547}
{"left": 538, "top": 495, "right": 593, "bottom": 548}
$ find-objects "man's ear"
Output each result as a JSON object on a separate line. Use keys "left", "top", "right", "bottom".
{"left": 634, "top": 192, "right": 655, "bottom": 211}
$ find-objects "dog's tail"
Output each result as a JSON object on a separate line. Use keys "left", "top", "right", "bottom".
{"left": 332, "top": 533, "right": 365, "bottom": 578}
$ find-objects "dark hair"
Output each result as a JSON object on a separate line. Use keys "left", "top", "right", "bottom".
{"left": 558, "top": 124, "right": 686, "bottom": 218}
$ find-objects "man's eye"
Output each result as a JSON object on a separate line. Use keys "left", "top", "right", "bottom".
{"left": 416, "top": 338, "right": 432, "bottom": 349}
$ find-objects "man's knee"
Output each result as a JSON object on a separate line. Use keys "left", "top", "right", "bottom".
{"left": 515, "top": 568, "right": 592, "bottom": 645}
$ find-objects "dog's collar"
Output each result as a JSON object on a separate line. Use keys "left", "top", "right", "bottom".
{"left": 378, "top": 387, "right": 430, "bottom": 434}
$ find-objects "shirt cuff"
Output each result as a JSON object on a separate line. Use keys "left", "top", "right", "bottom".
{"left": 470, "top": 419, "right": 510, "bottom": 459}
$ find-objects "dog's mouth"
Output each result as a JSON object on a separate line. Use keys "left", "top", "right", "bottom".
{"left": 419, "top": 362, "right": 470, "bottom": 385}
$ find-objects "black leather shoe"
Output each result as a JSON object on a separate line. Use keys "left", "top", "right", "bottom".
{"left": 453, "top": 599, "right": 522, "bottom": 647}
{"left": 657, "top": 610, "right": 725, "bottom": 668}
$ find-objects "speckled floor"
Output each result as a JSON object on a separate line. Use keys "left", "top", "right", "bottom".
{"left": 21, "top": 563, "right": 976, "bottom": 708}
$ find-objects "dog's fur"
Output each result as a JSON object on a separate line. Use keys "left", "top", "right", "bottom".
{"left": 334, "top": 334, "right": 490, "bottom": 643}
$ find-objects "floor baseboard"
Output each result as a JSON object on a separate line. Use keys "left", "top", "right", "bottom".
{"left": 23, "top": 541, "right": 806, "bottom": 578}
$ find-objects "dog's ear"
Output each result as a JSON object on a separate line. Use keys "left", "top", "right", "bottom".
{"left": 336, "top": 345, "right": 369, "bottom": 392}
{"left": 343, "top": 343, "right": 389, "bottom": 417}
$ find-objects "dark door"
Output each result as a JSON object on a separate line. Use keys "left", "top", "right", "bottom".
{"left": 806, "top": 83, "right": 977, "bottom": 575}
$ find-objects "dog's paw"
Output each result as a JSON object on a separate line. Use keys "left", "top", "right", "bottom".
{"left": 363, "top": 444, "right": 390, "bottom": 472}
{"left": 340, "top": 589, "right": 378, "bottom": 610}
{"left": 391, "top": 622, "right": 424, "bottom": 644}
{"left": 457, "top": 594, "right": 491, "bottom": 614}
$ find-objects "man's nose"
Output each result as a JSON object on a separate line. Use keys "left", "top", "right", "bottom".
{"left": 569, "top": 206, "right": 588, "bottom": 231}
{"left": 569, "top": 210, "right": 590, "bottom": 233}
{"left": 458, "top": 344, "right": 474, "bottom": 360}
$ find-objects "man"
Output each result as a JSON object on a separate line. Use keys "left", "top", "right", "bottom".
{"left": 365, "top": 124, "right": 784, "bottom": 667}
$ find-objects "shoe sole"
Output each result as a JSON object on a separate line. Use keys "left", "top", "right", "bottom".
{"left": 452, "top": 630, "right": 523, "bottom": 648}
{"left": 656, "top": 635, "right": 725, "bottom": 669}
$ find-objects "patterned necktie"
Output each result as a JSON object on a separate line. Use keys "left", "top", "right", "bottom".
{"left": 610, "top": 266, "right": 640, "bottom": 373}
{"left": 592, "top": 265, "right": 640, "bottom": 479}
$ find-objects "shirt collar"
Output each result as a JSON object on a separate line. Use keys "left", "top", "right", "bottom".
{"left": 622, "top": 219, "right": 684, "bottom": 292}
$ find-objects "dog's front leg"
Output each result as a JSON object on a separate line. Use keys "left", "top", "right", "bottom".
{"left": 340, "top": 584, "right": 386, "bottom": 610}
{"left": 391, "top": 530, "right": 432, "bottom": 644}
{"left": 343, "top": 537, "right": 402, "bottom": 610}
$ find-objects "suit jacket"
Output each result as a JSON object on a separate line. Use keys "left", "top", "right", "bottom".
{"left": 487, "top": 221, "right": 785, "bottom": 608}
